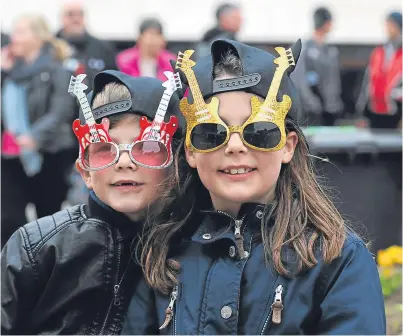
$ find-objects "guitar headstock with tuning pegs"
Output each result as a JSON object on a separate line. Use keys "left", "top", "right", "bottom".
{"left": 273, "top": 46, "right": 296, "bottom": 73}
{"left": 68, "top": 74, "right": 88, "bottom": 99}
{"left": 162, "top": 71, "right": 182, "bottom": 95}
{"left": 175, "top": 50, "right": 196, "bottom": 73}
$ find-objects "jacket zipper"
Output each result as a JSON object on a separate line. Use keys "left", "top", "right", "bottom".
{"left": 113, "top": 244, "right": 122, "bottom": 306}
{"left": 216, "top": 210, "right": 246, "bottom": 259}
{"left": 99, "top": 242, "right": 122, "bottom": 335}
{"left": 260, "top": 285, "right": 284, "bottom": 334}
{"left": 235, "top": 235, "right": 253, "bottom": 332}
{"left": 159, "top": 285, "right": 179, "bottom": 333}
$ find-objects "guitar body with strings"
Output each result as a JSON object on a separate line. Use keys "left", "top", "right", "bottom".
{"left": 72, "top": 119, "right": 112, "bottom": 155}
{"left": 138, "top": 116, "right": 179, "bottom": 144}
{"left": 179, "top": 96, "right": 221, "bottom": 128}
{"left": 137, "top": 115, "right": 178, "bottom": 166}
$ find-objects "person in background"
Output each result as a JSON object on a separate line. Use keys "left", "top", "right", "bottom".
{"left": 1, "top": 32, "right": 10, "bottom": 85}
{"left": 202, "top": 3, "right": 243, "bottom": 43}
{"left": 291, "top": 7, "right": 343, "bottom": 126}
{"left": 56, "top": 0, "right": 118, "bottom": 89}
{"left": 116, "top": 18, "right": 175, "bottom": 80}
{"left": 1, "top": 14, "right": 76, "bottom": 247}
{"left": 197, "top": 3, "right": 243, "bottom": 59}
{"left": 356, "top": 11, "right": 402, "bottom": 129}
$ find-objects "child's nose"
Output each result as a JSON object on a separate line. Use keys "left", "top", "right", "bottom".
{"left": 115, "top": 150, "right": 138, "bottom": 170}
{"left": 224, "top": 132, "right": 248, "bottom": 155}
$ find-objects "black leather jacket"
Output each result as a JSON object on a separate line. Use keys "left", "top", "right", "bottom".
{"left": 1, "top": 193, "right": 146, "bottom": 335}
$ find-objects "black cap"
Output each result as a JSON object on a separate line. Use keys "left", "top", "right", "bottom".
{"left": 139, "top": 18, "right": 163, "bottom": 35}
{"left": 79, "top": 70, "right": 184, "bottom": 134}
{"left": 177, "top": 39, "right": 302, "bottom": 122}
{"left": 314, "top": 7, "right": 332, "bottom": 29}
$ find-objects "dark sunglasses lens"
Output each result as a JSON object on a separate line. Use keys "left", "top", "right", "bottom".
{"left": 243, "top": 122, "right": 281, "bottom": 149}
{"left": 191, "top": 123, "right": 227, "bottom": 151}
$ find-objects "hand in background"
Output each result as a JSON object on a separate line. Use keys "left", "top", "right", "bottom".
{"left": 16, "top": 135, "right": 38, "bottom": 151}
{"left": 1, "top": 45, "right": 15, "bottom": 71}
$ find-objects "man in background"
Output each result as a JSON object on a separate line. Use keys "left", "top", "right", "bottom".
{"left": 56, "top": 0, "right": 117, "bottom": 89}
{"left": 116, "top": 18, "right": 175, "bottom": 81}
{"left": 356, "top": 11, "right": 402, "bottom": 129}
{"left": 197, "top": 3, "right": 243, "bottom": 59}
{"left": 202, "top": 3, "right": 242, "bottom": 43}
{"left": 291, "top": 7, "right": 343, "bottom": 126}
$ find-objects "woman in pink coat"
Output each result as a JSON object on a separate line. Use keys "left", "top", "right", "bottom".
{"left": 116, "top": 18, "right": 175, "bottom": 81}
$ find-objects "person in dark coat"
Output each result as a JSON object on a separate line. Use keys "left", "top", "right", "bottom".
{"left": 1, "top": 14, "right": 76, "bottom": 246}
{"left": 56, "top": 0, "right": 118, "bottom": 90}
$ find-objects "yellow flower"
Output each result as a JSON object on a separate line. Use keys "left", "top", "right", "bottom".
{"left": 378, "top": 249, "right": 394, "bottom": 267}
{"left": 386, "top": 245, "right": 403, "bottom": 264}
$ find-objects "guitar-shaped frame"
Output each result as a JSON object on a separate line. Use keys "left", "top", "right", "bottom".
{"left": 175, "top": 50, "right": 222, "bottom": 152}
{"left": 68, "top": 74, "right": 113, "bottom": 169}
{"left": 246, "top": 45, "right": 296, "bottom": 151}
{"left": 135, "top": 71, "right": 181, "bottom": 168}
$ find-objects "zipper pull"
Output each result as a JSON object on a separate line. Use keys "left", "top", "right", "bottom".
{"left": 234, "top": 219, "right": 245, "bottom": 259}
{"left": 113, "top": 285, "right": 121, "bottom": 306}
{"left": 271, "top": 285, "right": 284, "bottom": 324}
{"left": 234, "top": 220, "right": 242, "bottom": 236}
{"left": 159, "top": 285, "right": 178, "bottom": 330}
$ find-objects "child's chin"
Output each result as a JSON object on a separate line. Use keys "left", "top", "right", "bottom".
{"left": 219, "top": 190, "right": 258, "bottom": 203}
{"left": 111, "top": 202, "right": 143, "bottom": 216}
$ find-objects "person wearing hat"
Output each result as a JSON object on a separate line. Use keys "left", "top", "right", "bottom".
{"left": 356, "top": 11, "right": 402, "bottom": 129}
{"left": 116, "top": 18, "right": 176, "bottom": 81}
{"left": 1, "top": 70, "right": 183, "bottom": 334}
{"left": 123, "top": 39, "right": 385, "bottom": 334}
{"left": 291, "top": 7, "right": 344, "bottom": 126}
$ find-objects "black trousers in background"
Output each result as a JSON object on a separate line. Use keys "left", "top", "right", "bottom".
{"left": 1, "top": 150, "right": 76, "bottom": 247}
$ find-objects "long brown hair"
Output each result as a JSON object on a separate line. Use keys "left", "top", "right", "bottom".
{"left": 140, "top": 52, "right": 348, "bottom": 295}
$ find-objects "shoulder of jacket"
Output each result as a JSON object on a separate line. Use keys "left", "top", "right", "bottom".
{"left": 19, "top": 205, "right": 89, "bottom": 255}
{"left": 343, "top": 230, "right": 366, "bottom": 249}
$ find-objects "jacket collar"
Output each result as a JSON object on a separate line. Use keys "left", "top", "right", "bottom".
{"left": 192, "top": 203, "right": 273, "bottom": 244}
{"left": 86, "top": 191, "right": 142, "bottom": 240}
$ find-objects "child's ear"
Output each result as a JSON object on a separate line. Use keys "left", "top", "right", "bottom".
{"left": 184, "top": 146, "right": 197, "bottom": 168}
{"left": 75, "top": 160, "right": 93, "bottom": 189}
{"left": 282, "top": 131, "right": 298, "bottom": 164}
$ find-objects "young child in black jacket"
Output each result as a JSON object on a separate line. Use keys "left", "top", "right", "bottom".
{"left": 1, "top": 69, "right": 183, "bottom": 334}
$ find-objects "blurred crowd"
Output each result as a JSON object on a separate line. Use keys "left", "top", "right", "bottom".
{"left": 1, "top": 1, "right": 402, "bottom": 246}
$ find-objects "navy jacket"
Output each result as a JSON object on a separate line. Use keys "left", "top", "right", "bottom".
{"left": 123, "top": 203, "right": 386, "bottom": 335}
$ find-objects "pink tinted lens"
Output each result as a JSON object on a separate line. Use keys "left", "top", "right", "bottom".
{"left": 131, "top": 141, "right": 168, "bottom": 167}
{"left": 84, "top": 142, "right": 117, "bottom": 169}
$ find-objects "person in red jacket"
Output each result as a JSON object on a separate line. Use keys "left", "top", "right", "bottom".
{"left": 116, "top": 18, "right": 175, "bottom": 81}
{"left": 356, "top": 11, "right": 402, "bottom": 129}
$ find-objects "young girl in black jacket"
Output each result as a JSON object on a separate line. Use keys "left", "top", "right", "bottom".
{"left": 124, "top": 39, "right": 385, "bottom": 335}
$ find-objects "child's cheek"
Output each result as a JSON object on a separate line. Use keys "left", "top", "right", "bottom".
{"left": 144, "top": 168, "right": 168, "bottom": 183}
